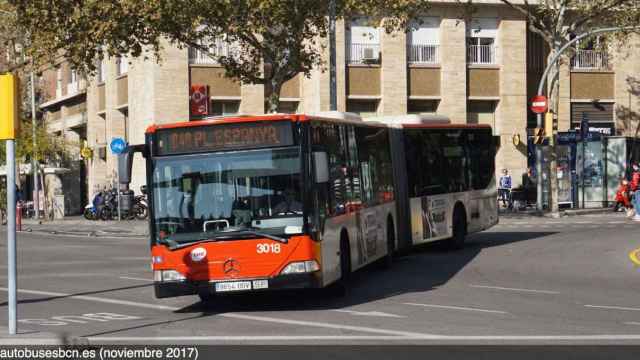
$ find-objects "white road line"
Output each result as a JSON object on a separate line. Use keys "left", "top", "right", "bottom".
{"left": 585, "top": 305, "right": 640, "bottom": 312}
{"left": 0, "top": 288, "right": 433, "bottom": 338}
{"left": 217, "top": 313, "right": 432, "bottom": 337}
{"left": 402, "top": 303, "right": 509, "bottom": 315}
{"left": 469, "top": 285, "right": 560, "bottom": 295}
{"left": 0, "top": 287, "right": 179, "bottom": 311}
{"left": 86, "top": 335, "right": 640, "bottom": 342}
{"left": 624, "top": 322, "right": 640, "bottom": 326}
{"left": 119, "top": 276, "right": 153, "bottom": 282}
{"left": 332, "top": 310, "right": 406, "bottom": 318}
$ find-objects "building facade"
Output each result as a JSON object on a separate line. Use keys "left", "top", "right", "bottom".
{"left": 38, "top": 1, "right": 640, "bottom": 212}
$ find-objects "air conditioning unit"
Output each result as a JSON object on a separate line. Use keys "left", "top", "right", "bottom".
{"left": 363, "top": 47, "right": 377, "bottom": 60}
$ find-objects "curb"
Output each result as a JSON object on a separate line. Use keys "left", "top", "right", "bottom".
{"left": 20, "top": 228, "right": 147, "bottom": 238}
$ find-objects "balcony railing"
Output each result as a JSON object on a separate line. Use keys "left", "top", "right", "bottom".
{"left": 188, "top": 42, "right": 234, "bottom": 65}
{"left": 467, "top": 45, "right": 496, "bottom": 65}
{"left": 408, "top": 44, "right": 439, "bottom": 64}
{"left": 347, "top": 43, "right": 381, "bottom": 64}
{"left": 571, "top": 50, "right": 609, "bottom": 70}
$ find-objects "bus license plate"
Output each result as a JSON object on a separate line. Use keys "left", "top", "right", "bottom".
{"left": 215, "top": 281, "right": 252, "bottom": 292}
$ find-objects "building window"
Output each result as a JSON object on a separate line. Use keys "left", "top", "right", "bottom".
{"left": 116, "top": 56, "right": 128, "bottom": 76}
{"left": 347, "top": 18, "right": 380, "bottom": 65}
{"left": 347, "top": 99, "right": 379, "bottom": 117}
{"left": 68, "top": 69, "right": 78, "bottom": 95}
{"left": 468, "top": 101, "right": 497, "bottom": 126}
{"left": 277, "top": 101, "right": 298, "bottom": 114}
{"left": 408, "top": 100, "right": 439, "bottom": 114}
{"left": 407, "top": 17, "right": 440, "bottom": 65}
{"left": 467, "top": 18, "right": 498, "bottom": 65}
{"left": 97, "top": 60, "right": 106, "bottom": 83}
{"left": 56, "top": 68, "right": 63, "bottom": 98}
{"left": 211, "top": 100, "right": 240, "bottom": 116}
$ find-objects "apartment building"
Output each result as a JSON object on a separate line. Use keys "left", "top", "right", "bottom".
{"left": 38, "top": 2, "right": 640, "bottom": 212}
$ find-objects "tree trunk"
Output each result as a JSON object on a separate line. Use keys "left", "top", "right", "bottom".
{"left": 266, "top": 78, "right": 282, "bottom": 114}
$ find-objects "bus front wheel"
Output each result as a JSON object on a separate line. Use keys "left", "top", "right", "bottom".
{"left": 382, "top": 217, "right": 395, "bottom": 269}
{"left": 331, "top": 233, "right": 351, "bottom": 297}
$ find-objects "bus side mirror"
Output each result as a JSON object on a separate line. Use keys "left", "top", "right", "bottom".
{"left": 313, "top": 151, "right": 329, "bottom": 183}
{"left": 117, "top": 144, "right": 146, "bottom": 186}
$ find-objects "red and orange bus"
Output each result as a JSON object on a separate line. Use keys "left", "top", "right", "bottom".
{"left": 119, "top": 112, "right": 498, "bottom": 301}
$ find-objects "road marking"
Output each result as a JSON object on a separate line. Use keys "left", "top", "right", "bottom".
{"left": 332, "top": 310, "right": 406, "bottom": 318}
{"left": 217, "top": 313, "right": 432, "bottom": 337}
{"left": 624, "top": 322, "right": 640, "bottom": 326}
{"left": 0, "top": 287, "right": 433, "bottom": 337}
{"left": 86, "top": 335, "right": 640, "bottom": 342}
{"left": 119, "top": 276, "right": 153, "bottom": 282}
{"left": 20, "top": 313, "right": 141, "bottom": 326}
{"left": 585, "top": 305, "right": 640, "bottom": 312}
{"left": 469, "top": 285, "right": 560, "bottom": 294}
{"left": 402, "top": 303, "right": 509, "bottom": 314}
{"left": 629, "top": 248, "right": 640, "bottom": 266}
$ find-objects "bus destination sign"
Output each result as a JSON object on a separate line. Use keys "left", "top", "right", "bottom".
{"left": 155, "top": 121, "right": 294, "bottom": 155}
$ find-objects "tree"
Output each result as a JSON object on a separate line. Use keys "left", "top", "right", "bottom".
{"left": 10, "top": 0, "right": 430, "bottom": 113}
{"left": 465, "top": 0, "right": 640, "bottom": 214}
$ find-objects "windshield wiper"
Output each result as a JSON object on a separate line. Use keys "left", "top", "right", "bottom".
{"left": 168, "top": 228, "right": 288, "bottom": 250}
{"left": 218, "top": 228, "right": 288, "bottom": 244}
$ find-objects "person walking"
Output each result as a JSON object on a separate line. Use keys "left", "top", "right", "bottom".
{"left": 498, "top": 169, "right": 512, "bottom": 209}
{"left": 631, "top": 163, "right": 640, "bottom": 220}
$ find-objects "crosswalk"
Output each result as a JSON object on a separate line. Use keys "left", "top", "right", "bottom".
{"left": 496, "top": 216, "right": 639, "bottom": 229}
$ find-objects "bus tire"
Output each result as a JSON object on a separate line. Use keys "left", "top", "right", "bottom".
{"left": 448, "top": 205, "right": 467, "bottom": 250}
{"left": 382, "top": 217, "right": 395, "bottom": 269}
{"left": 332, "top": 232, "right": 351, "bottom": 297}
{"left": 198, "top": 291, "right": 214, "bottom": 304}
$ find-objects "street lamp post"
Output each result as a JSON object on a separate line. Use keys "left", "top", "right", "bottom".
{"left": 30, "top": 69, "right": 39, "bottom": 219}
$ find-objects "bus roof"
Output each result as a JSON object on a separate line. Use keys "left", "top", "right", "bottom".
{"left": 145, "top": 112, "right": 491, "bottom": 134}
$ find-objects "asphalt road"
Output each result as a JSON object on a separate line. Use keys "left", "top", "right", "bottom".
{"left": 1, "top": 212, "right": 639, "bottom": 345}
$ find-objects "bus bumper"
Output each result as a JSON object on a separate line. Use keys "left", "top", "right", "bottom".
{"left": 154, "top": 272, "right": 322, "bottom": 299}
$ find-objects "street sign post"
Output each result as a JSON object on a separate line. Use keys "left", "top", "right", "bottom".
{"left": 0, "top": 74, "right": 20, "bottom": 335}
{"left": 110, "top": 138, "right": 127, "bottom": 221}
{"left": 531, "top": 95, "right": 548, "bottom": 114}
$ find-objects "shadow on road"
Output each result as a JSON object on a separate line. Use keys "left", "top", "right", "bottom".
{"left": 181, "top": 231, "right": 558, "bottom": 314}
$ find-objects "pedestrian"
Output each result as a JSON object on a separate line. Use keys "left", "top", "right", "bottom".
{"left": 631, "top": 163, "right": 640, "bottom": 220}
{"left": 498, "top": 168, "right": 512, "bottom": 208}
{"left": 613, "top": 178, "right": 631, "bottom": 213}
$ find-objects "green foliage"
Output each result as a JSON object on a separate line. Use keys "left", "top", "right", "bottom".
{"left": 9, "top": 0, "right": 430, "bottom": 111}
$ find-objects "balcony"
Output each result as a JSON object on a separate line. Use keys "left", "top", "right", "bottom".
{"left": 408, "top": 44, "right": 439, "bottom": 65}
{"left": 347, "top": 43, "right": 380, "bottom": 65}
{"left": 189, "top": 42, "right": 234, "bottom": 65}
{"left": 467, "top": 45, "right": 496, "bottom": 65}
{"left": 571, "top": 50, "right": 609, "bottom": 70}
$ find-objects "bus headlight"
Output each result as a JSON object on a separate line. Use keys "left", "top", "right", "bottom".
{"left": 280, "top": 260, "right": 320, "bottom": 275}
{"left": 154, "top": 270, "right": 186, "bottom": 282}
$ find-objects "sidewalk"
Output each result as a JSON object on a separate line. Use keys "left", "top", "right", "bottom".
{"left": 498, "top": 206, "right": 613, "bottom": 219}
{"left": 18, "top": 216, "right": 148, "bottom": 238}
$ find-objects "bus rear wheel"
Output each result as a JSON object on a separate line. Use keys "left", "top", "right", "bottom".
{"left": 448, "top": 206, "right": 467, "bottom": 250}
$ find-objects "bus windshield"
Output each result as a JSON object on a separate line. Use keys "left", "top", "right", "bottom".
{"left": 151, "top": 147, "right": 303, "bottom": 247}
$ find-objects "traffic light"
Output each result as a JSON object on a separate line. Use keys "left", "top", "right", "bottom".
{"left": 533, "top": 127, "right": 545, "bottom": 145}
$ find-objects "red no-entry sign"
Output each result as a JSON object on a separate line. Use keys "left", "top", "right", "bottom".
{"left": 530, "top": 95, "right": 548, "bottom": 114}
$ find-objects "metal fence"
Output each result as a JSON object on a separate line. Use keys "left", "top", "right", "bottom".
{"left": 467, "top": 45, "right": 496, "bottom": 65}
{"left": 571, "top": 50, "right": 609, "bottom": 70}
{"left": 408, "top": 44, "right": 439, "bottom": 64}
{"left": 347, "top": 43, "right": 381, "bottom": 64}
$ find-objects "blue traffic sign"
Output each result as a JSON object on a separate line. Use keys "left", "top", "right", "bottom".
{"left": 110, "top": 137, "right": 127, "bottom": 154}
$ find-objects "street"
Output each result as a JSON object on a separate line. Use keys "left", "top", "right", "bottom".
{"left": 1, "top": 213, "right": 639, "bottom": 345}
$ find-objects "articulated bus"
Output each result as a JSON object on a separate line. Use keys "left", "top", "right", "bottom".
{"left": 119, "top": 112, "right": 498, "bottom": 301}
